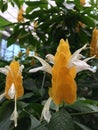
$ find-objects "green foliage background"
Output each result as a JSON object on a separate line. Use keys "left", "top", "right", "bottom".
{"left": 0, "top": 0, "right": 98, "bottom": 130}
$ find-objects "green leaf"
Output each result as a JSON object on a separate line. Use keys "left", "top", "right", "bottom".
{"left": 48, "top": 109, "right": 75, "bottom": 130}
{"left": 0, "top": 101, "right": 13, "bottom": 121}
{"left": 0, "top": 17, "right": 10, "bottom": 29}
{"left": 0, "top": 118, "right": 12, "bottom": 130}
{"left": 55, "top": 0, "right": 64, "bottom": 6}
{"left": 25, "top": 103, "right": 43, "bottom": 115}
{"left": 29, "top": 115, "right": 40, "bottom": 130}
{"left": 23, "top": 78, "right": 38, "bottom": 93}
{"left": 74, "top": 121, "right": 91, "bottom": 130}
{"left": 26, "top": 1, "right": 48, "bottom": 9}
{"left": 1, "top": 2, "right": 8, "bottom": 12}
{"left": 0, "top": 101, "right": 13, "bottom": 130}
{"left": 32, "top": 121, "right": 48, "bottom": 130}
{"left": 79, "top": 15, "right": 95, "bottom": 27}
{"left": 20, "top": 92, "right": 34, "bottom": 100}
{"left": 14, "top": 0, "right": 23, "bottom": 8}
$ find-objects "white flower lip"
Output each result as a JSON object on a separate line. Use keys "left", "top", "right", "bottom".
{"left": 8, "top": 83, "right": 16, "bottom": 99}
{"left": 69, "top": 44, "right": 97, "bottom": 73}
{"left": 41, "top": 97, "right": 52, "bottom": 123}
{"left": 29, "top": 56, "right": 52, "bottom": 74}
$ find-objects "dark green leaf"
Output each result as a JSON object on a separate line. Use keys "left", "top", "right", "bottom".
{"left": 0, "top": 118, "right": 12, "bottom": 130}
{"left": 0, "top": 101, "right": 14, "bottom": 130}
{"left": 79, "top": 15, "right": 95, "bottom": 27}
{"left": 48, "top": 109, "right": 75, "bottom": 130}
{"left": 29, "top": 115, "right": 40, "bottom": 130}
{"left": 32, "top": 121, "right": 48, "bottom": 130}
{"left": 74, "top": 121, "right": 91, "bottom": 130}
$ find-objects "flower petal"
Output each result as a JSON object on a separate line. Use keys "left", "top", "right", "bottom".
{"left": 71, "top": 44, "right": 87, "bottom": 61}
{"left": 72, "top": 60, "right": 96, "bottom": 73}
{"left": 41, "top": 97, "right": 52, "bottom": 123}
{"left": 8, "top": 83, "right": 16, "bottom": 99}
{"left": 0, "top": 66, "right": 10, "bottom": 75}
{"left": 0, "top": 92, "right": 6, "bottom": 101}
{"left": 29, "top": 56, "right": 52, "bottom": 74}
{"left": 19, "top": 65, "right": 24, "bottom": 73}
{"left": 69, "top": 44, "right": 87, "bottom": 67}
{"left": 83, "top": 55, "right": 96, "bottom": 62}
{"left": 46, "top": 54, "right": 54, "bottom": 64}
{"left": 10, "top": 95, "right": 18, "bottom": 127}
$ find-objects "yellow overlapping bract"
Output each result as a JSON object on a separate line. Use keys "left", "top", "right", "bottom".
{"left": 5, "top": 61, "right": 24, "bottom": 99}
{"left": 90, "top": 28, "right": 98, "bottom": 58}
{"left": 17, "top": 7, "right": 24, "bottom": 22}
{"left": 50, "top": 39, "right": 77, "bottom": 105}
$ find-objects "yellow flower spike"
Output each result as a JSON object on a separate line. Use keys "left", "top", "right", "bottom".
{"left": 80, "top": 0, "right": 85, "bottom": 5}
{"left": 29, "top": 38, "right": 96, "bottom": 123}
{"left": 26, "top": 48, "right": 30, "bottom": 56}
{"left": 0, "top": 60, "right": 24, "bottom": 127}
{"left": 51, "top": 52, "right": 77, "bottom": 105}
{"left": 55, "top": 39, "right": 71, "bottom": 65}
{"left": 5, "top": 60, "right": 24, "bottom": 99}
{"left": 90, "top": 28, "right": 98, "bottom": 58}
{"left": 55, "top": 39, "right": 76, "bottom": 78}
{"left": 17, "top": 7, "right": 24, "bottom": 22}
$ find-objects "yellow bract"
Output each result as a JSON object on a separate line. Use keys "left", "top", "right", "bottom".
{"left": 26, "top": 48, "right": 30, "bottom": 56}
{"left": 17, "top": 7, "right": 24, "bottom": 22}
{"left": 90, "top": 28, "right": 98, "bottom": 58}
{"left": 5, "top": 61, "right": 24, "bottom": 99}
{"left": 80, "top": 0, "right": 85, "bottom": 5}
{"left": 50, "top": 39, "right": 77, "bottom": 105}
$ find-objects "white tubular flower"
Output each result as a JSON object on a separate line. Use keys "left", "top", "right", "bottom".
{"left": 41, "top": 97, "right": 52, "bottom": 123}
{"left": 0, "top": 65, "right": 10, "bottom": 75}
{"left": 29, "top": 56, "right": 52, "bottom": 74}
{"left": 19, "top": 65, "right": 24, "bottom": 73}
{"left": 8, "top": 83, "right": 16, "bottom": 99}
{"left": 68, "top": 44, "right": 96, "bottom": 73}
{"left": 46, "top": 54, "right": 54, "bottom": 64}
{"left": 10, "top": 95, "right": 18, "bottom": 127}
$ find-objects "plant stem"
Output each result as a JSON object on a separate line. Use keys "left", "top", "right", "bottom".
{"left": 71, "top": 111, "right": 98, "bottom": 116}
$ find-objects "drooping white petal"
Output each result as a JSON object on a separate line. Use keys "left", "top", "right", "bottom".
{"left": 19, "top": 65, "right": 24, "bottom": 73}
{"left": 71, "top": 44, "right": 87, "bottom": 61}
{"left": 10, "top": 95, "right": 18, "bottom": 127}
{"left": 72, "top": 60, "right": 96, "bottom": 73}
{"left": 46, "top": 54, "right": 54, "bottom": 64}
{"left": 0, "top": 66, "right": 10, "bottom": 75}
{"left": 0, "top": 92, "right": 6, "bottom": 101}
{"left": 29, "top": 56, "right": 52, "bottom": 74}
{"left": 68, "top": 44, "right": 96, "bottom": 73}
{"left": 8, "top": 83, "right": 16, "bottom": 99}
{"left": 83, "top": 55, "right": 96, "bottom": 62}
{"left": 41, "top": 97, "right": 52, "bottom": 123}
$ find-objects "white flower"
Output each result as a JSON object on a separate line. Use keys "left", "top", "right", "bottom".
{"left": 0, "top": 60, "right": 24, "bottom": 127}
{"left": 10, "top": 95, "right": 18, "bottom": 127}
{"left": 41, "top": 97, "right": 52, "bottom": 123}
{"left": 68, "top": 44, "right": 96, "bottom": 73}
{"left": 29, "top": 41, "right": 96, "bottom": 123}
{"left": 8, "top": 83, "right": 16, "bottom": 99}
{"left": 29, "top": 56, "right": 52, "bottom": 74}
{"left": 45, "top": 44, "right": 97, "bottom": 73}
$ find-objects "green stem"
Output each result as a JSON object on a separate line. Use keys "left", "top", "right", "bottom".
{"left": 41, "top": 72, "right": 46, "bottom": 89}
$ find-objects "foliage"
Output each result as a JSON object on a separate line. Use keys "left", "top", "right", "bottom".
{"left": 0, "top": 0, "right": 98, "bottom": 130}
